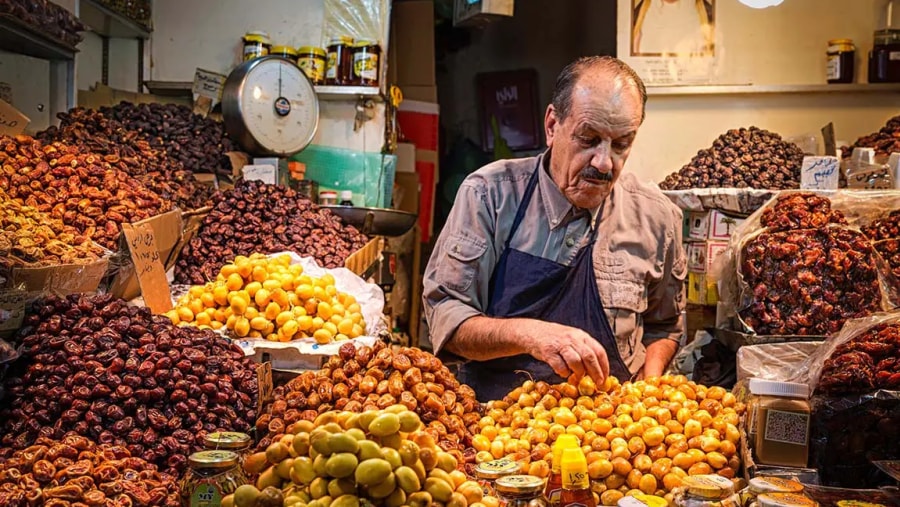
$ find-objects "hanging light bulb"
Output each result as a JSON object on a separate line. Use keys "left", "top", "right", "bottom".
{"left": 738, "top": 0, "right": 784, "bottom": 8}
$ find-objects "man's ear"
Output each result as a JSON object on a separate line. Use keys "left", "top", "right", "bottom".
{"left": 545, "top": 104, "right": 558, "bottom": 148}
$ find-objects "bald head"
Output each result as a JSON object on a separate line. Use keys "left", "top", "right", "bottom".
{"left": 551, "top": 56, "right": 647, "bottom": 124}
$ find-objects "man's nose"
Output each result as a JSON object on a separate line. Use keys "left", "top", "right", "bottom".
{"left": 590, "top": 142, "right": 614, "bottom": 172}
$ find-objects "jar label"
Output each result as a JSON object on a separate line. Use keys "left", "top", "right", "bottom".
{"left": 299, "top": 58, "right": 325, "bottom": 82}
{"left": 826, "top": 55, "right": 841, "bottom": 80}
{"left": 764, "top": 409, "right": 809, "bottom": 445}
{"left": 326, "top": 51, "right": 338, "bottom": 79}
{"left": 243, "top": 44, "right": 268, "bottom": 59}
{"left": 547, "top": 488, "right": 562, "bottom": 506}
{"left": 190, "top": 481, "right": 222, "bottom": 507}
{"left": 353, "top": 52, "right": 379, "bottom": 81}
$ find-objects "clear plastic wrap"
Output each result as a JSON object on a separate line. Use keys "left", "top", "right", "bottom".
{"left": 715, "top": 190, "right": 900, "bottom": 337}
{"left": 323, "top": 0, "right": 389, "bottom": 46}
{"left": 801, "top": 483, "right": 900, "bottom": 507}
{"left": 736, "top": 341, "right": 823, "bottom": 382}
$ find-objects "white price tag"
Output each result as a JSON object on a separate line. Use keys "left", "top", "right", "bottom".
{"left": 242, "top": 164, "right": 277, "bottom": 185}
{"left": 800, "top": 156, "right": 839, "bottom": 190}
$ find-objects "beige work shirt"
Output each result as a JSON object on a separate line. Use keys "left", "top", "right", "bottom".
{"left": 423, "top": 152, "right": 687, "bottom": 374}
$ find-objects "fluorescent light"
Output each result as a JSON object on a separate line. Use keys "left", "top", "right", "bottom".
{"left": 738, "top": 0, "right": 784, "bottom": 8}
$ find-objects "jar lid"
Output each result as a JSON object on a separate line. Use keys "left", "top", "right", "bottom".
{"left": 339, "top": 190, "right": 353, "bottom": 200}
{"left": 204, "top": 432, "right": 251, "bottom": 450}
{"left": 618, "top": 494, "right": 669, "bottom": 507}
{"left": 271, "top": 45, "right": 298, "bottom": 56}
{"left": 298, "top": 46, "right": 326, "bottom": 57}
{"left": 244, "top": 31, "right": 271, "bottom": 43}
{"left": 328, "top": 36, "right": 354, "bottom": 45}
{"left": 494, "top": 475, "right": 544, "bottom": 495}
{"left": 474, "top": 458, "right": 521, "bottom": 479}
{"left": 319, "top": 190, "right": 338, "bottom": 197}
{"left": 749, "top": 477, "right": 805, "bottom": 494}
{"left": 188, "top": 450, "right": 238, "bottom": 469}
{"left": 681, "top": 475, "right": 735, "bottom": 499}
{"left": 355, "top": 39, "right": 378, "bottom": 47}
{"left": 748, "top": 379, "right": 810, "bottom": 399}
{"left": 758, "top": 492, "right": 818, "bottom": 507}
{"left": 828, "top": 38, "right": 854, "bottom": 45}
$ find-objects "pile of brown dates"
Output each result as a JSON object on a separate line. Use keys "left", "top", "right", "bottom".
{"left": 0, "top": 293, "right": 258, "bottom": 476}
{"left": 255, "top": 341, "right": 482, "bottom": 463}
{"left": 0, "top": 434, "right": 179, "bottom": 507}
{"left": 174, "top": 180, "right": 369, "bottom": 285}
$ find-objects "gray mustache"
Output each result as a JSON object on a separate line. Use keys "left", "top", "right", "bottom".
{"left": 579, "top": 166, "right": 613, "bottom": 181}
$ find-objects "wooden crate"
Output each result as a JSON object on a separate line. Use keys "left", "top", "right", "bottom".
{"left": 344, "top": 236, "right": 384, "bottom": 276}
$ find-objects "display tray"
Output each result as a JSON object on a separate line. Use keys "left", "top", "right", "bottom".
{"left": 662, "top": 187, "right": 778, "bottom": 214}
{"left": 321, "top": 205, "right": 418, "bottom": 237}
{"left": 344, "top": 236, "right": 384, "bottom": 276}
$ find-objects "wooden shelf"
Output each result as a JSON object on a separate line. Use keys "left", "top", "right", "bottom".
{"left": 79, "top": 0, "right": 150, "bottom": 39}
{"left": 647, "top": 83, "right": 900, "bottom": 96}
{"left": 0, "top": 14, "right": 76, "bottom": 61}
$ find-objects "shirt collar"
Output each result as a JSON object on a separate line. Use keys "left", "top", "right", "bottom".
{"left": 538, "top": 150, "right": 602, "bottom": 230}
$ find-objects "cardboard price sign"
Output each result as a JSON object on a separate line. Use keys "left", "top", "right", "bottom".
{"left": 0, "top": 98, "right": 29, "bottom": 136}
{"left": 242, "top": 164, "right": 278, "bottom": 184}
{"left": 800, "top": 156, "right": 839, "bottom": 190}
{"left": 256, "top": 362, "right": 274, "bottom": 412}
{"left": 121, "top": 222, "right": 173, "bottom": 313}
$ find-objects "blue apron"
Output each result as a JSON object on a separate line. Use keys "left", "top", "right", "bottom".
{"left": 458, "top": 162, "right": 631, "bottom": 401}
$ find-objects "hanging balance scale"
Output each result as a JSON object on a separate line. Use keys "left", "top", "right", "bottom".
{"left": 222, "top": 56, "right": 319, "bottom": 162}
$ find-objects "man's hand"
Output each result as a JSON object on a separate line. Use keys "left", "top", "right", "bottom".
{"left": 524, "top": 321, "right": 610, "bottom": 385}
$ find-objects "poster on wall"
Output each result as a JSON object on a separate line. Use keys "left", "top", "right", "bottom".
{"left": 618, "top": 0, "right": 720, "bottom": 85}
{"left": 477, "top": 69, "right": 541, "bottom": 152}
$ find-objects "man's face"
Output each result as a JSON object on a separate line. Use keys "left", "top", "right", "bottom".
{"left": 545, "top": 72, "right": 643, "bottom": 210}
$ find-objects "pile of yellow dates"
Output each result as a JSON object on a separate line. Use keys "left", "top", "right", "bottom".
{"left": 166, "top": 253, "right": 366, "bottom": 343}
{"left": 474, "top": 375, "right": 744, "bottom": 506}
{"left": 227, "top": 406, "right": 499, "bottom": 507}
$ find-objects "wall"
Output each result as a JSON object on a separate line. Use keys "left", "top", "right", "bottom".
{"left": 150, "top": 0, "right": 387, "bottom": 152}
{"left": 617, "top": 0, "right": 900, "bottom": 183}
{"left": 438, "top": 0, "right": 618, "bottom": 147}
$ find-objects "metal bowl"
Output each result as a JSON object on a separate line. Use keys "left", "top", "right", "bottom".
{"left": 320, "top": 205, "right": 418, "bottom": 237}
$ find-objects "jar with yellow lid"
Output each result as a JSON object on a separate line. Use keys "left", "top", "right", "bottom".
{"left": 495, "top": 475, "right": 548, "bottom": 507}
{"left": 203, "top": 432, "right": 252, "bottom": 466}
{"left": 242, "top": 31, "right": 271, "bottom": 62}
{"left": 758, "top": 492, "right": 818, "bottom": 507}
{"left": 674, "top": 475, "right": 741, "bottom": 507}
{"left": 475, "top": 457, "right": 522, "bottom": 497}
{"left": 618, "top": 494, "right": 669, "bottom": 507}
{"left": 180, "top": 450, "right": 248, "bottom": 507}
{"left": 741, "top": 477, "right": 805, "bottom": 507}
{"left": 297, "top": 46, "right": 326, "bottom": 85}
{"left": 827, "top": 38, "right": 856, "bottom": 84}
{"left": 271, "top": 45, "right": 298, "bottom": 63}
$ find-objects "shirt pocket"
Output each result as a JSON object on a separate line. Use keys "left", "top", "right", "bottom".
{"left": 598, "top": 280, "right": 647, "bottom": 357}
{"left": 438, "top": 232, "right": 488, "bottom": 293}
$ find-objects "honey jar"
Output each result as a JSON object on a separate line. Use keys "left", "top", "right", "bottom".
{"left": 326, "top": 37, "right": 354, "bottom": 86}
{"left": 297, "top": 46, "right": 327, "bottom": 85}
{"left": 242, "top": 31, "right": 271, "bottom": 62}
{"left": 270, "top": 45, "right": 298, "bottom": 63}
{"left": 179, "top": 450, "right": 248, "bottom": 507}
{"left": 352, "top": 40, "right": 381, "bottom": 87}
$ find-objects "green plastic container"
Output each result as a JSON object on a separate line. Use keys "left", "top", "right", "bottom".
{"left": 290, "top": 144, "right": 395, "bottom": 208}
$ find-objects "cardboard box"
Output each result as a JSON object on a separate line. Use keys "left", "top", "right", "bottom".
{"left": 394, "top": 171, "right": 420, "bottom": 214}
{"left": 687, "top": 272, "right": 718, "bottom": 306}
{"left": 389, "top": 1, "right": 436, "bottom": 87}
{"left": 687, "top": 209, "right": 746, "bottom": 240}
{"left": 107, "top": 209, "right": 184, "bottom": 301}
{"left": 399, "top": 85, "right": 437, "bottom": 103}
{"left": 398, "top": 100, "right": 439, "bottom": 152}
{"left": 415, "top": 149, "right": 439, "bottom": 243}
{"left": 453, "top": 0, "right": 514, "bottom": 26}
{"left": 686, "top": 240, "right": 730, "bottom": 274}
{"left": 396, "top": 143, "right": 416, "bottom": 174}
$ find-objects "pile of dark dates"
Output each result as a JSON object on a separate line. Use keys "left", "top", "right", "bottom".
{"left": 660, "top": 127, "right": 805, "bottom": 190}
{"left": 255, "top": 341, "right": 481, "bottom": 467}
{"left": 842, "top": 115, "right": 900, "bottom": 159}
{"left": 174, "top": 180, "right": 369, "bottom": 285}
{"left": 0, "top": 434, "right": 179, "bottom": 506}
{"left": 0, "top": 293, "right": 258, "bottom": 476}
{"left": 0, "top": 0, "right": 85, "bottom": 47}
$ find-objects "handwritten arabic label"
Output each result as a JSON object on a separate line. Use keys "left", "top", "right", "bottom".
{"left": 800, "top": 156, "right": 839, "bottom": 190}
{"left": 242, "top": 164, "right": 277, "bottom": 185}
{"left": 192, "top": 68, "right": 226, "bottom": 100}
{"left": 122, "top": 222, "right": 172, "bottom": 314}
{"left": 0, "top": 98, "right": 28, "bottom": 136}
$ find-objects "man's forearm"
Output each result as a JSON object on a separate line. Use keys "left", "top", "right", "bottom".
{"left": 642, "top": 339, "right": 679, "bottom": 377}
{"left": 445, "top": 316, "right": 533, "bottom": 361}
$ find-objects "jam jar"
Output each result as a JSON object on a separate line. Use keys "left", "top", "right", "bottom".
{"left": 475, "top": 458, "right": 522, "bottom": 498}
{"left": 297, "top": 46, "right": 327, "bottom": 85}
{"left": 352, "top": 40, "right": 381, "bottom": 87}
{"left": 203, "top": 432, "right": 252, "bottom": 466}
{"left": 180, "top": 450, "right": 248, "bottom": 507}
{"left": 270, "top": 45, "right": 298, "bottom": 63}
{"left": 827, "top": 38, "right": 856, "bottom": 84}
{"left": 242, "top": 31, "right": 271, "bottom": 62}
{"left": 326, "top": 36, "right": 354, "bottom": 85}
{"left": 495, "top": 475, "right": 549, "bottom": 507}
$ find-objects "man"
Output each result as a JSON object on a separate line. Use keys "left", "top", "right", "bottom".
{"left": 423, "top": 56, "right": 686, "bottom": 401}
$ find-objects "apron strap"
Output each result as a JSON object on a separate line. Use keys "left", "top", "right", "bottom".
{"left": 504, "top": 160, "right": 542, "bottom": 250}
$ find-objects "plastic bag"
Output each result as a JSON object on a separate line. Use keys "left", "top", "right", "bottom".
{"left": 714, "top": 190, "right": 900, "bottom": 337}
{"left": 322, "top": 0, "right": 389, "bottom": 45}
{"left": 736, "top": 341, "right": 823, "bottom": 382}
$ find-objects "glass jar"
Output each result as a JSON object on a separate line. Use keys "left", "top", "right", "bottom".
{"left": 294, "top": 179, "right": 319, "bottom": 202}
{"left": 271, "top": 45, "right": 298, "bottom": 63}
{"left": 475, "top": 458, "right": 522, "bottom": 498}
{"left": 203, "top": 432, "right": 252, "bottom": 466}
{"left": 827, "top": 38, "right": 856, "bottom": 84}
{"left": 495, "top": 475, "right": 548, "bottom": 507}
{"left": 180, "top": 450, "right": 247, "bottom": 507}
{"left": 741, "top": 477, "right": 805, "bottom": 507}
{"left": 297, "top": 46, "right": 327, "bottom": 85}
{"left": 326, "top": 37, "right": 354, "bottom": 86}
{"left": 242, "top": 31, "right": 271, "bottom": 62}
{"left": 757, "top": 493, "right": 818, "bottom": 507}
{"left": 318, "top": 190, "right": 338, "bottom": 205}
{"left": 618, "top": 494, "right": 668, "bottom": 507}
{"left": 749, "top": 379, "right": 811, "bottom": 468}
{"left": 673, "top": 475, "right": 741, "bottom": 507}
{"left": 352, "top": 40, "right": 381, "bottom": 87}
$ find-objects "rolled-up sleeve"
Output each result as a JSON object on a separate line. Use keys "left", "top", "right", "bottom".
{"left": 423, "top": 179, "right": 498, "bottom": 354}
{"left": 642, "top": 205, "right": 687, "bottom": 346}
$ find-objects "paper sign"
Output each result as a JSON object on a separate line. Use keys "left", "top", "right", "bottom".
{"left": 192, "top": 68, "right": 226, "bottom": 101}
{"left": 0, "top": 83, "right": 11, "bottom": 104}
{"left": 847, "top": 162, "right": 894, "bottom": 190}
{"left": 889, "top": 153, "right": 900, "bottom": 189}
{"left": 256, "top": 361, "right": 274, "bottom": 412}
{"left": 227, "top": 151, "right": 251, "bottom": 179}
{"left": 242, "top": 164, "right": 277, "bottom": 185}
{"left": 0, "top": 291, "right": 35, "bottom": 331}
{"left": 0, "top": 98, "right": 29, "bottom": 136}
{"left": 121, "top": 222, "right": 173, "bottom": 314}
{"left": 851, "top": 147, "right": 876, "bottom": 165}
{"left": 800, "top": 156, "right": 840, "bottom": 190}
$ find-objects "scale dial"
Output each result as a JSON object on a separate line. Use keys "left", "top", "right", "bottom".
{"left": 222, "top": 56, "right": 319, "bottom": 156}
